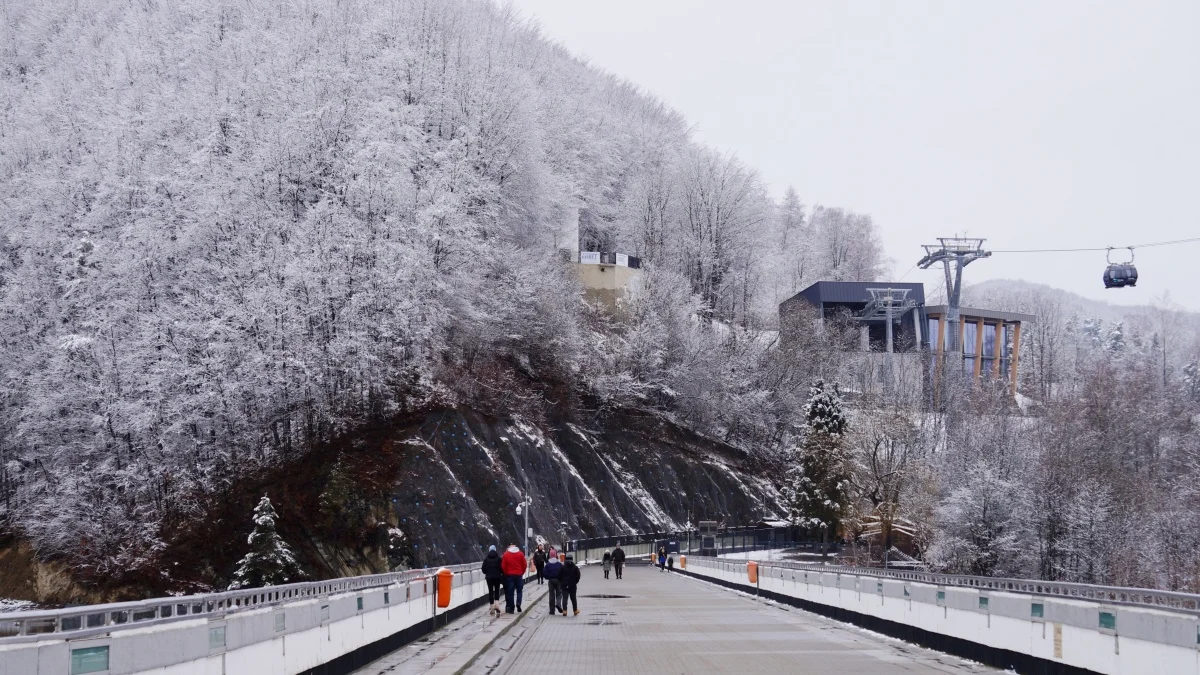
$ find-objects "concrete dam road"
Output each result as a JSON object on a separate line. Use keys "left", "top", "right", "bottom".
{"left": 474, "top": 564, "right": 998, "bottom": 675}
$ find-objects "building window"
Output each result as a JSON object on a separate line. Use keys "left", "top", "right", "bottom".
{"left": 983, "top": 324, "right": 997, "bottom": 358}
{"left": 1031, "top": 602, "right": 1044, "bottom": 619}
{"left": 1099, "top": 611, "right": 1116, "bottom": 630}
{"left": 927, "top": 318, "right": 941, "bottom": 350}
{"left": 963, "top": 322, "right": 978, "bottom": 356}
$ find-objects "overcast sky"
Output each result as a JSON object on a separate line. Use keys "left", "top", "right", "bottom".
{"left": 511, "top": 0, "right": 1200, "bottom": 310}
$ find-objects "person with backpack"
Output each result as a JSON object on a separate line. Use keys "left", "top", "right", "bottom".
{"left": 481, "top": 545, "right": 504, "bottom": 616}
{"left": 500, "top": 543, "right": 527, "bottom": 614}
{"left": 611, "top": 544, "right": 625, "bottom": 579}
{"left": 658, "top": 546, "right": 667, "bottom": 572}
{"left": 601, "top": 550, "right": 612, "bottom": 579}
{"left": 532, "top": 544, "right": 547, "bottom": 585}
{"left": 561, "top": 554, "right": 582, "bottom": 616}
{"left": 543, "top": 551, "right": 564, "bottom": 614}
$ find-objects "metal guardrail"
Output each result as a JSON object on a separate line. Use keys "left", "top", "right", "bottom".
{"left": 0, "top": 562, "right": 479, "bottom": 643}
{"left": 685, "top": 555, "right": 1200, "bottom": 615}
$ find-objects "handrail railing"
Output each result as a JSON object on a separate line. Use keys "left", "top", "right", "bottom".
{"left": 684, "top": 555, "right": 1200, "bottom": 615}
{"left": 0, "top": 562, "right": 479, "bottom": 643}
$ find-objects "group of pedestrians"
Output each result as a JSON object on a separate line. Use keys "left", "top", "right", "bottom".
{"left": 481, "top": 543, "right": 535, "bottom": 615}
{"left": 480, "top": 542, "right": 583, "bottom": 617}
{"left": 600, "top": 545, "right": 625, "bottom": 579}
{"left": 541, "top": 546, "right": 582, "bottom": 615}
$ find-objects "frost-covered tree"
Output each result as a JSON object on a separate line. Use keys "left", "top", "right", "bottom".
{"left": 928, "top": 462, "right": 1024, "bottom": 577}
{"left": 1106, "top": 322, "right": 1126, "bottom": 353}
{"left": 786, "top": 381, "right": 850, "bottom": 556}
{"left": 230, "top": 496, "right": 303, "bottom": 590}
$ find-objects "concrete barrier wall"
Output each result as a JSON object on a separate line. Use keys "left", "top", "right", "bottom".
{"left": 683, "top": 557, "right": 1200, "bottom": 675}
{"left": 0, "top": 570, "right": 493, "bottom": 675}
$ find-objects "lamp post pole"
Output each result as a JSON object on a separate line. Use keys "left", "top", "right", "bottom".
{"left": 516, "top": 491, "right": 531, "bottom": 554}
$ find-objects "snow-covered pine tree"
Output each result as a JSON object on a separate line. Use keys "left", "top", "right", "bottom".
{"left": 229, "top": 495, "right": 303, "bottom": 590}
{"left": 786, "top": 380, "right": 850, "bottom": 557}
{"left": 1183, "top": 360, "right": 1199, "bottom": 401}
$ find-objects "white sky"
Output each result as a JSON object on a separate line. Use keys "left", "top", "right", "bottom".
{"left": 511, "top": 0, "right": 1200, "bottom": 310}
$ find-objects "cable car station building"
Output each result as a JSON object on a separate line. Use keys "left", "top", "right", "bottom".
{"left": 780, "top": 281, "right": 1033, "bottom": 398}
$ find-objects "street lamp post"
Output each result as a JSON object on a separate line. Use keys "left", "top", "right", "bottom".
{"left": 515, "top": 491, "right": 532, "bottom": 553}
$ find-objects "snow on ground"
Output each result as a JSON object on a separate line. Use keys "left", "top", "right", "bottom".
{"left": 718, "top": 548, "right": 796, "bottom": 561}
{"left": 0, "top": 599, "right": 36, "bottom": 613}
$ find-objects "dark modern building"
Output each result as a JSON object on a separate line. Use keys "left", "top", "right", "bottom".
{"left": 779, "top": 281, "right": 1033, "bottom": 395}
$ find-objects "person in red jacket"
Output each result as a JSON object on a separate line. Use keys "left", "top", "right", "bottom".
{"left": 500, "top": 544, "right": 527, "bottom": 613}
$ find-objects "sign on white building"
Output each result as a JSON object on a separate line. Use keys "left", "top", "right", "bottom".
{"left": 580, "top": 251, "right": 601, "bottom": 264}
{"left": 616, "top": 253, "right": 629, "bottom": 267}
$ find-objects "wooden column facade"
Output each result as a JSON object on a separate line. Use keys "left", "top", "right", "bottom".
{"left": 1009, "top": 322, "right": 1022, "bottom": 396}
{"left": 972, "top": 318, "right": 985, "bottom": 380}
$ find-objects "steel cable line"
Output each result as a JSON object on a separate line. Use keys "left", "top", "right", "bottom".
{"left": 991, "top": 236, "right": 1200, "bottom": 254}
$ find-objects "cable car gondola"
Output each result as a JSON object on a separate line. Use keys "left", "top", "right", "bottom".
{"left": 1102, "top": 247, "right": 1137, "bottom": 289}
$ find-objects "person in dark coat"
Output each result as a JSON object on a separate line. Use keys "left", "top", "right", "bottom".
{"left": 533, "top": 544, "right": 548, "bottom": 584}
{"left": 481, "top": 545, "right": 504, "bottom": 615}
{"left": 611, "top": 544, "right": 626, "bottom": 579}
{"left": 658, "top": 547, "right": 667, "bottom": 572}
{"left": 561, "top": 554, "right": 582, "bottom": 616}
{"left": 543, "top": 553, "right": 564, "bottom": 614}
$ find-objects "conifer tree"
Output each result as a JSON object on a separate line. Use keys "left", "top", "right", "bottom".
{"left": 786, "top": 380, "right": 850, "bottom": 557}
{"left": 230, "top": 495, "right": 303, "bottom": 589}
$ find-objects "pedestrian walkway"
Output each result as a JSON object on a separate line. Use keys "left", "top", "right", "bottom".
{"left": 352, "top": 584, "right": 549, "bottom": 675}
{"left": 467, "top": 563, "right": 997, "bottom": 674}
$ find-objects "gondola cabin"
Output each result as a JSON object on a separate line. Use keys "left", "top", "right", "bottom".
{"left": 1103, "top": 249, "right": 1137, "bottom": 289}
{"left": 1103, "top": 264, "right": 1137, "bottom": 288}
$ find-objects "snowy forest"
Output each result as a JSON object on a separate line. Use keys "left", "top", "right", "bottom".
{"left": 1, "top": 0, "right": 1197, "bottom": 594}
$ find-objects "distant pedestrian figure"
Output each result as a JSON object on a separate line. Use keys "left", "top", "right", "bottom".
{"left": 500, "top": 543, "right": 527, "bottom": 614}
{"left": 533, "top": 544, "right": 547, "bottom": 585}
{"left": 481, "top": 545, "right": 504, "bottom": 616}
{"left": 543, "top": 552, "right": 564, "bottom": 614}
{"left": 667, "top": 554, "right": 674, "bottom": 573}
{"left": 561, "top": 554, "right": 582, "bottom": 616}
{"left": 612, "top": 544, "right": 625, "bottom": 579}
{"left": 602, "top": 550, "right": 612, "bottom": 579}
{"left": 658, "top": 547, "right": 667, "bottom": 572}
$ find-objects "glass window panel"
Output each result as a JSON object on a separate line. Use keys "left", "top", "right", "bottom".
{"left": 978, "top": 596, "right": 989, "bottom": 610}
{"left": 963, "top": 322, "right": 978, "bottom": 355}
{"left": 927, "top": 318, "right": 940, "bottom": 350}
{"left": 1031, "top": 603, "right": 1044, "bottom": 618}
{"left": 1099, "top": 611, "right": 1116, "bottom": 630}
{"left": 71, "top": 646, "right": 110, "bottom": 675}
{"left": 983, "top": 324, "right": 997, "bottom": 357}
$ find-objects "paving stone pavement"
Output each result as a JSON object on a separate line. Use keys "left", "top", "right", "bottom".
{"left": 352, "top": 582, "right": 549, "bottom": 675}
{"left": 467, "top": 563, "right": 999, "bottom": 674}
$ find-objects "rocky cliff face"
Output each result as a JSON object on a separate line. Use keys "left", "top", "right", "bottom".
{"left": 1, "top": 407, "right": 782, "bottom": 604}
{"left": 389, "top": 409, "right": 781, "bottom": 568}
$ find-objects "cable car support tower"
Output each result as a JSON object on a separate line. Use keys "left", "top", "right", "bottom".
{"left": 918, "top": 237, "right": 991, "bottom": 358}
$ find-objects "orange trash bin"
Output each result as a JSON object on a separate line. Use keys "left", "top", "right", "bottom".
{"left": 747, "top": 561, "right": 758, "bottom": 584}
{"left": 436, "top": 567, "right": 454, "bottom": 608}
{"left": 679, "top": 555, "right": 687, "bottom": 570}
{"left": 558, "top": 552, "right": 565, "bottom": 562}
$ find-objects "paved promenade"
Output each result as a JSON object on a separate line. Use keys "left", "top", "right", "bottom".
{"left": 355, "top": 563, "right": 997, "bottom": 674}
{"left": 472, "top": 563, "right": 996, "bottom": 674}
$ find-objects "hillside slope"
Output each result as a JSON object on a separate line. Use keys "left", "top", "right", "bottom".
{"left": 0, "top": 407, "right": 779, "bottom": 604}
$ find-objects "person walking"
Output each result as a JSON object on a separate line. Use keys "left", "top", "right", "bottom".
{"left": 533, "top": 544, "right": 547, "bottom": 585}
{"left": 601, "top": 550, "right": 612, "bottom": 579}
{"left": 561, "top": 554, "right": 582, "bottom": 616}
{"left": 500, "top": 543, "right": 527, "bottom": 614}
{"left": 667, "top": 553, "right": 674, "bottom": 573}
{"left": 543, "top": 551, "right": 564, "bottom": 614}
{"left": 612, "top": 544, "right": 625, "bottom": 579}
{"left": 658, "top": 547, "right": 667, "bottom": 572}
{"left": 481, "top": 545, "right": 504, "bottom": 616}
